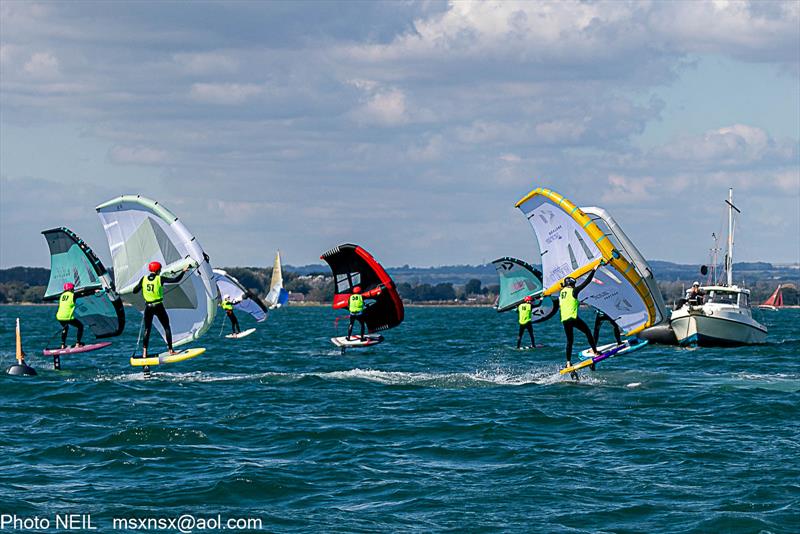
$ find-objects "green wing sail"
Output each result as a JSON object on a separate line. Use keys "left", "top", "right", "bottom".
{"left": 42, "top": 227, "right": 125, "bottom": 338}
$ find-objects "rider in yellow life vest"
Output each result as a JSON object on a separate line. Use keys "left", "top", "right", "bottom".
{"left": 56, "top": 282, "right": 85, "bottom": 349}
{"left": 559, "top": 262, "right": 603, "bottom": 368}
{"left": 514, "top": 294, "right": 559, "bottom": 349}
{"left": 516, "top": 296, "right": 534, "bottom": 349}
{"left": 132, "top": 261, "right": 189, "bottom": 357}
{"left": 221, "top": 294, "right": 241, "bottom": 335}
{"left": 347, "top": 286, "right": 367, "bottom": 340}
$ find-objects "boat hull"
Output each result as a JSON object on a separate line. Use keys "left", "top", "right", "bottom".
{"left": 670, "top": 308, "right": 767, "bottom": 347}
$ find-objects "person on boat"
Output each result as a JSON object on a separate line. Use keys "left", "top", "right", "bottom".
{"left": 687, "top": 282, "right": 705, "bottom": 305}
{"left": 56, "top": 282, "right": 85, "bottom": 349}
{"left": 339, "top": 285, "right": 381, "bottom": 341}
{"left": 132, "top": 261, "right": 189, "bottom": 357}
{"left": 221, "top": 294, "right": 241, "bottom": 335}
{"left": 593, "top": 310, "right": 622, "bottom": 346}
{"left": 559, "top": 263, "right": 603, "bottom": 368}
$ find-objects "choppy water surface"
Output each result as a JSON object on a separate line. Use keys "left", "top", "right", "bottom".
{"left": 1, "top": 305, "right": 798, "bottom": 532}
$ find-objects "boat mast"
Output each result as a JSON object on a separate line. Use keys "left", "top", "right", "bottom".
{"left": 724, "top": 188, "right": 740, "bottom": 287}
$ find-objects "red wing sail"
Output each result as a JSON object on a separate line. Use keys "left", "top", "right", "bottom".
{"left": 320, "top": 243, "right": 404, "bottom": 333}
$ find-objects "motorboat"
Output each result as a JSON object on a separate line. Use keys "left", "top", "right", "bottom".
{"left": 669, "top": 189, "right": 767, "bottom": 346}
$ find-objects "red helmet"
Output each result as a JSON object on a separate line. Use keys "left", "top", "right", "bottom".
{"left": 524, "top": 295, "right": 533, "bottom": 302}
{"left": 148, "top": 261, "right": 162, "bottom": 273}
{"left": 352, "top": 286, "right": 362, "bottom": 294}
{"left": 63, "top": 282, "right": 75, "bottom": 291}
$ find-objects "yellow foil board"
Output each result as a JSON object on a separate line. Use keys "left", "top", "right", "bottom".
{"left": 559, "top": 358, "right": 595, "bottom": 375}
{"left": 130, "top": 347, "right": 206, "bottom": 367}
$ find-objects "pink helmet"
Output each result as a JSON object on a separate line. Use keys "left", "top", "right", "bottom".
{"left": 63, "top": 282, "right": 75, "bottom": 291}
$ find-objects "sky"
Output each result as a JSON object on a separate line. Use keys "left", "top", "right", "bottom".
{"left": 1, "top": 0, "right": 798, "bottom": 270}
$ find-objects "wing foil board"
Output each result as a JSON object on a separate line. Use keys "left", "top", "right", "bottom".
{"left": 43, "top": 341, "right": 112, "bottom": 356}
{"left": 225, "top": 328, "right": 256, "bottom": 339}
{"left": 580, "top": 339, "right": 649, "bottom": 360}
{"left": 130, "top": 347, "right": 206, "bottom": 367}
{"left": 331, "top": 335, "right": 384, "bottom": 348}
{"left": 560, "top": 343, "right": 631, "bottom": 375}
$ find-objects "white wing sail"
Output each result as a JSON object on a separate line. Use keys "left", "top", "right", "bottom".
{"left": 213, "top": 269, "right": 269, "bottom": 322}
{"left": 516, "top": 188, "right": 659, "bottom": 335}
{"left": 96, "top": 195, "right": 218, "bottom": 347}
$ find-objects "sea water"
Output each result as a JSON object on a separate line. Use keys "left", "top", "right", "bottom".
{"left": 1, "top": 305, "right": 798, "bottom": 533}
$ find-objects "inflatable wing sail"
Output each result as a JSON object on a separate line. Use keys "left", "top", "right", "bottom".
{"left": 96, "top": 195, "right": 218, "bottom": 347}
{"left": 581, "top": 206, "right": 667, "bottom": 324}
{"left": 515, "top": 188, "right": 658, "bottom": 335}
{"left": 213, "top": 269, "right": 269, "bottom": 322}
{"left": 41, "top": 227, "right": 125, "bottom": 338}
{"left": 265, "top": 251, "right": 289, "bottom": 308}
{"left": 320, "top": 243, "right": 404, "bottom": 333}
{"left": 492, "top": 257, "right": 546, "bottom": 312}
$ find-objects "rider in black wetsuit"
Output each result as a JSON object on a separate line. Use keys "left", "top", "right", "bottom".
{"left": 593, "top": 310, "right": 622, "bottom": 346}
{"left": 221, "top": 294, "right": 241, "bottom": 334}
{"left": 559, "top": 263, "right": 603, "bottom": 368}
{"left": 132, "top": 261, "right": 189, "bottom": 357}
{"left": 515, "top": 295, "right": 559, "bottom": 349}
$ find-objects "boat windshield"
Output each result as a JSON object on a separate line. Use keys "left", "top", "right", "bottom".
{"left": 738, "top": 292, "right": 749, "bottom": 308}
{"left": 707, "top": 290, "right": 738, "bottom": 306}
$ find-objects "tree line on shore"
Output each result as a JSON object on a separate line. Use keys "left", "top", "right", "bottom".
{"left": 0, "top": 265, "right": 796, "bottom": 306}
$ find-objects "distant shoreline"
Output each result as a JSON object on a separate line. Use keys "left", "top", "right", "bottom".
{"left": 0, "top": 301, "right": 495, "bottom": 308}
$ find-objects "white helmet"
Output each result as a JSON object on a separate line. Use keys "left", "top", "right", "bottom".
{"left": 224, "top": 294, "right": 231, "bottom": 300}
{"left": 692, "top": 281, "right": 700, "bottom": 287}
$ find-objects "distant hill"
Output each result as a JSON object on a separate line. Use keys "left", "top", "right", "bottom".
{"left": 1, "top": 261, "right": 797, "bottom": 305}
{"left": 0, "top": 267, "right": 50, "bottom": 286}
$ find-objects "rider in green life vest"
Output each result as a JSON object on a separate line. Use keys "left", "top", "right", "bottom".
{"left": 56, "top": 282, "right": 85, "bottom": 349}
{"left": 516, "top": 296, "right": 535, "bottom": 349}
{"left": 347, "top": 286, "right": 367, "bottom": 340}
{"left": 221, "top": 294, "right": 241, "bottom": 335}
{"left": 515, "top": 294, "right": 559, "bottom": 349}
{"left": 132, "top": 261, "right": 189, "bottom": 357}
{"left": 559, "top": 262, "right": 604, "bottom": 368}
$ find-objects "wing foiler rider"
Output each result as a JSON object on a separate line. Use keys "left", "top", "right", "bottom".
{"left": 336, "top": 285, "right": 381, "bottom": 341}
{"left": 56, "top": 282, "right": 85, "bottom": 349}
{"left": 221, "top": 294, "right": 241, "bottom": 334}
{"left": 132, "top": 261, "right": 189, "bottom": 357}
{"left": 515, "top": 295, "right": 558, "bottom": 349}
{"left": 559, "top": 261, "right": 604, "bottom": 368}
{"left": 594, "top": 310, "right": 622, "bottom": 346}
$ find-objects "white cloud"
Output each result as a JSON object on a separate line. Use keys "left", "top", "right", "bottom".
{"left": 189, "top": 83, "right": 263, "bottom": 105}
{"left": 408, "top": 134, "right": 444, "bottom": 162}
{"left": 108, "top": 145, "right": 168, "bottom": 165}
{"left": 655, "top": 124, "right": 796, "bottom": 165}
{"left": 350, "top": 88, "right": 409, "bottom": 126}
{"left": 499, "top": 153, "right": 521, "bottom": 163}
{"left": 173, "top": 52, "right": 239, "bottom": 75}
{"left": 600, "top": 174, "right": 656, "bottom": 204}
{"left": 535, "top": 118, "right": 587, "bottom": 144}
{"left": 23, "top": 51, "right": 60, "bottom": 78}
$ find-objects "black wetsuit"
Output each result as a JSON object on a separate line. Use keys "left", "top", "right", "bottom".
{"left": 347, "top": 313, "right": 365, "bottom": 340}
{"left": 226, "top": 308, "right": 241, "bottom": 334}
{"left": 594, "top": 311, "right": 622, "bottom": 345}
{"left": 562, "top": 270, "right": 599, "bottom": 364}
{"left": 132, "top": 271, "right": 186, "bottom": 353}
{"left": 59, "top": 319, "right": 84, "bottom": 347}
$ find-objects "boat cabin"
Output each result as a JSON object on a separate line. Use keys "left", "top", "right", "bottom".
{"left": 691, "top": 285, "right": 751, "bottom": 308}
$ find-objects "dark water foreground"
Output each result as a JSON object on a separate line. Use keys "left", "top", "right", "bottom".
{"left": 1, "top": 305, "right": 798, "bottom": 533}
